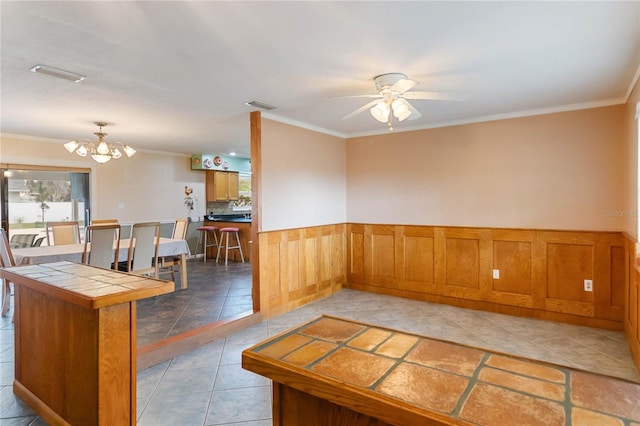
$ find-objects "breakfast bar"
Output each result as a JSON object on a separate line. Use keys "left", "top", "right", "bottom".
{"left": 242, "top": 315, "right": 640, "bottom": 426}
{"left": 1, "top": 261, "right": 174, "bottom": 426}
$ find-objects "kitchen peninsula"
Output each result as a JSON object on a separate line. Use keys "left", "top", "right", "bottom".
{"left": 204, "top": 214, "right": 251, "bottom": 262}
{"left": 2, "top": 261, "right": 174, "bottom": 425}
{"left": 243, "top": 315, "right": 640, "bottom": 426}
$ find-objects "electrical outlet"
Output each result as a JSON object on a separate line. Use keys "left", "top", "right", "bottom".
{"left": 584, "top": 279, "right": 593, "bottom": 292}
{"left": 492, "top": 269, "right": 500, "bottom": 279}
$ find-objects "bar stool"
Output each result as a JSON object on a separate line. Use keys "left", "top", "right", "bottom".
{"left": 216, "top": 227, "right": 245, "bottom": 265}
{"left": 196, "top": 226, "right": 219, "bottom": 262}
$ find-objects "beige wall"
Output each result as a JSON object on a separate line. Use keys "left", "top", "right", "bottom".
{"left": 0, "top": 134, "right": 206, "bottom": 223}
{"left": 2, "top": 100, "right": 632, "bottom": 234}
{"left": 347, "top": 106, "right": 626, "bottom": 232}
{"left": 260, "top": 119, "right": 347, "bottom": 232}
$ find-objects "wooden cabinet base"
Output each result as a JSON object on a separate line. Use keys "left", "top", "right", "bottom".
{"left": 274, "top": 384, "right": 394, "bottom": 426}
{"left": 15, "top": 285, "right": 134, "bottom": 425}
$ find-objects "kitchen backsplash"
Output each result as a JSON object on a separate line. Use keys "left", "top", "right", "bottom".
{"left": 207, "top": 201, "right": 236, "bottom": 215}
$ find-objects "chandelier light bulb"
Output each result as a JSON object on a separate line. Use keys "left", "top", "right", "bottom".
{"left": 96, "top": 140, "right": 110, "bottom": 155}
{"left": 91, "top": 154, "right": 112, "bottom": 163}
{"left": 123, "top": 145, "right": 136, "bottom": 157}
{"left": 76, "top": 145, "right": 88, "bottom": 157}
{"left": 111, "top": 147, "right": 122, "bottom": 159}
{"left": 64, "top": 140, "right": 79, "bottom": 153}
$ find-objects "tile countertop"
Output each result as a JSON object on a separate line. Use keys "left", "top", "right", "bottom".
{"left": 0, "top": 261, "right": 174, "bottom": 309}
{"left": 242, "top": 315, "right": 640, "bottom": 426}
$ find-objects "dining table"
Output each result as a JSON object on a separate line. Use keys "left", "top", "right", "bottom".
{"left": 11, "top": 237, "right": 191, "bottom": 289}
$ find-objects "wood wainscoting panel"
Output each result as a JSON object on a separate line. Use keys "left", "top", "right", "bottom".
{"left": 399, "top": 226, "right": 436, "bottom": 294}
{"left": 259, "top": 231, "right": 286, "bottom": 316}
{"left": 636, "top": 269, "right": 640, "bottom": 343}
{"left": 630, "top": 258, "right": 638, "bottom": 334}
{"left": 442, "top": 228, "right": 486, "bottom": 300}
{"left": 545, "top": 241, "right": 594, "bottom": 317}
{"left": 348, "top": 224, "right": 365, "bottom": 280}
{"left": 259, "top": 225, "right": 345, "bottom": 319}
{"left": 331, "top": 224, "right": 346, "bottom": 280}
{"left": 489, "top": 238, "right": 534, "bottom": 308}
{"left": 301, "top": 228, "right": 319, "bottom": 290}
{"left": 611, "top": 245, "right": 625, "bottom": 309}
{"left": 320, "top": 232, "right": 332, "bottom": 284}
{"left": 345, "top": 224, "right": 627, "bottom": 330}
{"left": 287, "top": 231, "right": 302, "bottom": 293}
{"left": 445, "top": 238, "right": 479, "bottom": 289}
{"left": 370, "top": 225, "right": 396, "bottom": 286}
{"left": 623, "top": 235, "right": 640, "bottom": 374}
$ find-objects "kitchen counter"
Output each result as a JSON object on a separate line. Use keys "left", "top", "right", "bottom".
{"left": 206, "top": 214, "right": 251, "bottom": 223}
{"left": 242, "top": 315, "right": 640, "bottom": 426}
{"left": 204, "top": 218, "right": 251, "bottom": 262}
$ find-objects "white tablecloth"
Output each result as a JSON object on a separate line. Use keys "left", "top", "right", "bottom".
{"left": 12, "top": 238, "right": 190, "bottom": 265}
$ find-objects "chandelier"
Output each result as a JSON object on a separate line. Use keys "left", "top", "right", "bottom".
{"left": 63, "top": 122, "right": 136, "bottom": 163}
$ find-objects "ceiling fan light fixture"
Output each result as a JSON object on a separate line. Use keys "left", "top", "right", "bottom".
{"left": 370, "top": 102, "right": 390, "bottom": 122}
{"left": 392, "top": 99, "right": 412, "bottom": 121}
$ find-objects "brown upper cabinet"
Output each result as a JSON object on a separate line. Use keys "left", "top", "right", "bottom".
{"left": 206, "top": 171, "right": 239, "bottom": 202}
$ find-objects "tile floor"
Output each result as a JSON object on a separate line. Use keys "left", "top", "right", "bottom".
{"left": 137, "top": 260, "right": 253, "bottom": 346}
{"left": 1, "top": 272, "right": 639, "bottom": 424}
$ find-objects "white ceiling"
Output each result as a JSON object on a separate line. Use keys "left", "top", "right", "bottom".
{"left": 1, "top": 1, "right": 639, "bottom": 159}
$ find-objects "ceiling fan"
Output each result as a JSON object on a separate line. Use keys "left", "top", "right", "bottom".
{"left": 338, "top": 73, "right": 458, "bottom": 130}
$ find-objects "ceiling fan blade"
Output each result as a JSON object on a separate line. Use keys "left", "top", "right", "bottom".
{"left": 391, "top": 78, "right": 418, "bottom": 94}
{"left": 342, "top": 99, "right": 383, "bottom": 120}
{"left": 405, "top": 101, "right": 422, "bottom": 121}
{"left": 402, "top": 91, "right": 465, "bottom": 101}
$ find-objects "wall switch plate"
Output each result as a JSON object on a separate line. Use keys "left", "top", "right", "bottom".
{"left": 492, "top": 269, "right": 500, "bottom": 279}
{"left": 584, "top": 279, "right": 593, "bottom": 292}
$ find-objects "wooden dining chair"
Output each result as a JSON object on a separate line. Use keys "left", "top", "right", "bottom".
{"left": 82, "top": 224, "right": 121, "bottom": 269}
{"left": 120, "top": 222, "right": 160, "bottom": 278}
{"left": 158, "top": 218, "right": 189, "bottom": 282}
{"left": 9, "top": 233, "right": 37, "bottom": 248}
{"left": 45, "top": 221, "right": 81, "bottom": 246}
{"left": 0, "top": 229, "right": 17, "bottom": 318}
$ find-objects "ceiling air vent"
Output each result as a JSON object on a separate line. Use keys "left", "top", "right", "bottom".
{"left": 30, "top": 64, "right": 85, "bottom": 83}
{"left": 245, "top": 100, "right": 278, "bottom": 111}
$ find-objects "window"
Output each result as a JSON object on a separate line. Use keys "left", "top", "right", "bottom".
{"left": 1, "top": 166, "right": 90, "bottom": 246}
{"left": 233, "top": 172, "right": 252, "bottom": 212}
